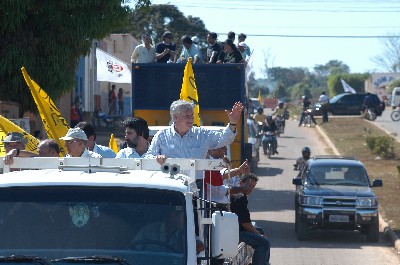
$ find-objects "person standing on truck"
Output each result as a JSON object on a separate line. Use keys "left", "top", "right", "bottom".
{"left": 75, "top": 122, "right": 116, "bottom": 158}
{"left": 206, "top": 32, "right": 221, "bottom": 64}
{"left": 230, "top": 173, "right": 271, "bottom": 265}
{"left": 116, "top": 117, "right": 150, "bottom": 158}
{"left": 131, "top": 33, "right": 156, "bottom": 63}
{"left": 216, "top": 39, "right": 244, "bottom": 64}
{"left": 59, "top": 127, "right": 102, "bottom": 158}
{"left": 4, "top": 139, "right": 60, "bottom": 165}
{"left": 156, "top": 31, "right": 176, "bottom": 63}
{"left": 177, "top": 35, "right": 203, "bottom": 64}
{"left": 146, "top": 100, "right": 243, "bottom": 164}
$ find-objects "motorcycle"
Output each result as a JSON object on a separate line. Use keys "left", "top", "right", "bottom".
{"left": 275, "top": 115, "right": 285, "bottom": 136}
{"left": 363, "top": 107, "right": 377, "bottom": 121}
{"left": 301, "top": 108, "right": 314, "bottom": 127}
{"left": 262, "top": 131, "right": 275, "bottom": 158}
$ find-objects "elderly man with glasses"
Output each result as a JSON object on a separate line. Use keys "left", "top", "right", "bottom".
{"left": 59, "top": 127, "right": 101, "bottom": 158}
{"left": 2, "top": 132, "right": 28, "bottom": 154}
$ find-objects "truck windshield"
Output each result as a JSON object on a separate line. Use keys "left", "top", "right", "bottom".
{"left": 306, "top": 166, "right": 369, "bottom": 186}
{"left": 0, "top": 186, "right": 187, "bottom": 265}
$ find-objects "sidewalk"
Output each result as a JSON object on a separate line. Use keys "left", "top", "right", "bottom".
{"left": 316, "top": 123, "right": 400, "bottom": 254}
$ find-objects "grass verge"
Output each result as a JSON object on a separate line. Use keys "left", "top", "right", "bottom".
{"left": 317, "top": 116, "right": 400, "bottom": 233}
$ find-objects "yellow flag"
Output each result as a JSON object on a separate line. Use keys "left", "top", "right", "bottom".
{"left": 0, "top": 115, "right": 39, "bottom": 153}
{"left": 109, "top": 133, "right": 119, "bottom": 153}
{"left": 180, "top": 57, "right": 201, "bottom": 127}
{"left": 21, "top": 67, "right": 69, "bottom": 156}
{"left": 0, "top": 127, "right": 7, "bottom": 156}
{"left": 258, "top": 90, "right": 263, "bottom": 106}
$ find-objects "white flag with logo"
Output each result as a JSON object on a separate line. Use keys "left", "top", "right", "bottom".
{"left": 96, "top": 48, "right": 131, "bottom": 83}
{"left": 340, "top": 78, "right": 356, "bottom": 94}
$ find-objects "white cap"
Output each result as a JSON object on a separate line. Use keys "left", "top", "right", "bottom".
{"left": 191, "top": 36, "right": 199, "bottom": 44}
{"left": 238, "top": 42, "right": 248, "bottom": 49}
{"left": 60, "top": 127, "right": 88, "bottom": 141}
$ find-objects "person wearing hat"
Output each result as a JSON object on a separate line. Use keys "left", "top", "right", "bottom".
{"left": 4, "top": 139, "right": 61, "bottom": 165}
{"left": 75, "top": 122, "right": 116, "bottom": 158}
{"left": 216, "top": 39, "right": 244, "bottom": 64}
{"left": 2, "top": 132, "right": 28, "bottom": 154}
{"left": 155, "top": 31, "right": 176, "bottom": 63}
{"left": 230, "top": 173, "right": 271, "bottom": 265}
{"left": 59, "top": 127, "right": 102, "bottom": 158}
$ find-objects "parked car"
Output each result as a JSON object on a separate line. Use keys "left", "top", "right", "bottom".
{"left": 313, "top": 93, "right": 384, "bottom": 116}
{"left": 292, "top": 155, "right": 382, "bottom": 242}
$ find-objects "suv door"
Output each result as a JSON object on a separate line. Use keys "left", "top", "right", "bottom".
{"left": 334, "top": 94, "right": 352, "bottom": 114}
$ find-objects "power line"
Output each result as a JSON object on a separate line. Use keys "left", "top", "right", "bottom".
{"left": 216, "top": 33, "right": 400, "bottom": 38}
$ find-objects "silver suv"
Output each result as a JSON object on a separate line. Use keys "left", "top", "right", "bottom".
{"left": 292, "top": 156, "right": 382, "bottom": 242}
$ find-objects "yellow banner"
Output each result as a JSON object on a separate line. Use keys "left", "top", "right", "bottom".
{"left": 21, "top": 67, "right": 69, "bottom": 156}
{"left": 0, "top": 115, "right": 40, "bottom": 153}
{"left": 179, "top": 58, "right": 201, "bottom": 127}
{"left": 258, "top": 90, "right": 263, "bottom": 106}
{"left": 109, "top": 133, "right": 119, "bottom": 153}
{"left": 0, "top": 127, "right": 7, "bottom": 156}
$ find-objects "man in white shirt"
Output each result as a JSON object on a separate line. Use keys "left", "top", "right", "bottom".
{"left": 131, "top": 33, "right": 156, "bottom": 63}
{"left": 319, "top": 91, "right": 329, "bottom": 123}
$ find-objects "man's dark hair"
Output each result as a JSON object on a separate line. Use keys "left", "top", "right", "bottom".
{"left": 76, "top": 121, "right": 96, "bottom": 140}
{"left": 238, "top": 33, "right": 247, "bottom": 40}
{"left": 227, "top": 31, "right": 235, "bottom": 41}
{"left": 240, "top": 173, "right": 259, "bottom": 182}
{"left": 123, "top": 117, "right": 149, "bottom": 140}
{"left": 46, "top": 139, "right": 60, "bottom": 155}
{"left": 181, "top": 35, "right": 192, "bottom": 45}
{"left": 208, "top": 32, "right": 217, "bottom": 40}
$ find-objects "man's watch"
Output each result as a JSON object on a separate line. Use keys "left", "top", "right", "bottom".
{"left": 15, "top": 148, "right": 20, "bottom": 156}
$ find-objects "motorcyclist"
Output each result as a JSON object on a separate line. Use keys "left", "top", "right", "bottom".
{"left": 298, "top": 96, "right": 317, "bottom": 127}
{"left": 294, "top": 147, "right": 311, "bottom": 176}
{"left": 272, "top": 101, "right": 287, "bottom": 131}
{"left": 253, "top": 107, "right": 266, "bottom": 124}
{"left": 261, "top": 115, "right": 278, "bottom": 155}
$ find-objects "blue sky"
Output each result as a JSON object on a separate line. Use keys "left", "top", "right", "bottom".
{"left": 137, "top": 0, "right": 400, "bottom": 78}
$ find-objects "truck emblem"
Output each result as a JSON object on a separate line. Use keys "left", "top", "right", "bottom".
{"left": 69, "top": 203, "right": 90, "bottom": 227}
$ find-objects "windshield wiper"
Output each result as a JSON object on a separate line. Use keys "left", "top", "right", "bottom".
{"left": 0, "top": 255, "right": 51, "bottom": 265}
{"left": 52, "top": 256, "right": 130, "bottom": 265}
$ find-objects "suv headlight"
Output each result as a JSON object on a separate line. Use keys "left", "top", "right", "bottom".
{"left": 301, "top": 195, "right": 322, "bottom": 206}
{"left": 356, "top": 197, "right": 378, "bottom": 207}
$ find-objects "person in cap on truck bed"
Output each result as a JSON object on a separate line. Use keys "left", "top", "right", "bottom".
{"left": 4, "top": 139, "right": 60, "bottom": 165}
{"left": 2, "top": 132, "right": 28, "bottom": 154}
{"left": 75, "top": 122, "right": 116, "bottom": 158}
{"left": 146, "top": 100, "right": 243, "bottom": 165}
{"left": 59, "top": 127, "right": 102, "bottom": 158}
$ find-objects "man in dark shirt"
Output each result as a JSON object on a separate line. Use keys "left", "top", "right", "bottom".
{"left": 156, "top": 31, "right": 176, "bottom": 63}
{"left": 262, "top": 116, "right": 279, "bottom": 154}
{"left": 230, "top": 173, "right": 271, "bottom": 265}
{"left": 206, "top": 32, "right": 221, "bottom": 64}
{"left": 298, "top": 96, "right": 317, "bottom": 126}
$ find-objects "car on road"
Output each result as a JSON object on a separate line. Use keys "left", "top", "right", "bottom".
{"left": 292, "top": 155, "right": 382, "bottom": 242}
{"left": 313, "top": 93, "right": 385, "bottom": 116}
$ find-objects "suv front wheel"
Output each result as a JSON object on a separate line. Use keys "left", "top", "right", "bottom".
{"left": 366, "top": 219, "right": 379, "bottom": 242}
{"left": 296, "top": 211, "right": 309, "bottom": 240}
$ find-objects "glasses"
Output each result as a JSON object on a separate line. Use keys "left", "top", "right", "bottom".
{"left": 64, "top": 139, "right": 80, "bottom": 145}
{"left": 165, "top": 36, "right": 173, "bottom": 39}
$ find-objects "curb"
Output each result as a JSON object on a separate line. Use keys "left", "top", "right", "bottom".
{"left": 316, "top": 123, "right": 400, "bottom": 252}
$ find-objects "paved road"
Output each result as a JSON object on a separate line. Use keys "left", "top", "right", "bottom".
{"left": 374, "top": 109, "right": 400, "bottom": 142}
{"left": 249, "top": 119, "right": 400, "bottom": 265}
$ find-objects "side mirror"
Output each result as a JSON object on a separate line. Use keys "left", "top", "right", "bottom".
{"left": 292, "top": 177, "right": 302, "bottom": 186}
{"left": 371, "top": 179, "right": 383, "bottom": 187}
{"left": 212, "top": 211, "right": 239, "bottom": 258}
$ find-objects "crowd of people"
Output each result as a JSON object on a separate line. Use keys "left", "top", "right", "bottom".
{"left": 131, "top": 31, "right": 252, "bottom": 66}
{"left": 2, "top": 99, "right": 270, "bottom": 265}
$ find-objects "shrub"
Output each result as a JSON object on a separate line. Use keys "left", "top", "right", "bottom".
{"left": 365, "top": 135, "right": 395, "bottom": 159}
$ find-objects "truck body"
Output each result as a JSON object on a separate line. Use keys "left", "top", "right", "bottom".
{"left": 131, "top": 63, "right": 258, "bottom": 168}
{"left": 0, "top": 157, "right": 252, "bottom": 265}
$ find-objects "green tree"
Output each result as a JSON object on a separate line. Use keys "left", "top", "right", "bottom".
{"left": 327, "top": 73, "right": 370, "bottom": 96}
{"left": 1, "top": 0, "right": 150, "bottom": 113}
{"left": 314, "top": 60, "right": 350, "bottom": 77}
{"left": 128, "top": 4, "right": 208, "bottom": 52}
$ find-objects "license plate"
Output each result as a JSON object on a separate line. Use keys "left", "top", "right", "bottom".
{"left": 329, "top": 215, "right": 349, "bottom": 222}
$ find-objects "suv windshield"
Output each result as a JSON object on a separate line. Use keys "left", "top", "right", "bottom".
{"left": 0, "top": 187, "right": 186, "bottom": 265}
{"left": 305, "top": 165, "right": 369, "bottom": 186}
